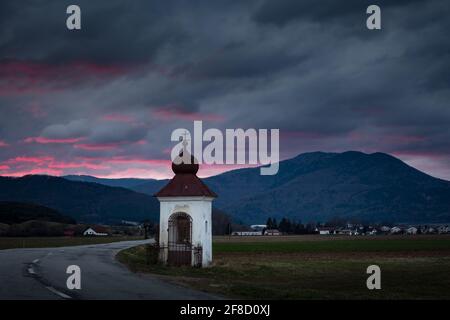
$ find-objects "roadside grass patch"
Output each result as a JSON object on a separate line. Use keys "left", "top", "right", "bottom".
{"left": 117, "top": 236, "right": 450, "bottom": 299}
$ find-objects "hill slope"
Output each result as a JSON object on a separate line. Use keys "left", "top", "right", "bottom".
{"left": 0, "top": 201, "right": 76, "bottom": 224}
{"left": 11, "top": 151, "right": 449, "bottom": 225}
{"left": 0, "top": 175, "right": 159, "bottom": 224}
{"left": 207, "top": 152, "right": 450, "bottom": 224}
{"left": 114, "top": 151, "right": 450, "bottom": 224}
{"left": 64, "top": 175, "right": 159, "bottom": 189}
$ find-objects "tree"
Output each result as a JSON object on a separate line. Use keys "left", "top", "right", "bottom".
{"left": 226, "top": 222, "right": 232, "bottom": 236}
{"left": 294, "top": 222, "right": 306, "bottom": 234}
{"left": 142, "top": 220, "right": 155, "bottom": 239}
{"left": 266, "top": 217, "right": 273, "bottom": 229}
{"left": 142, "top": 221, "right": 150, "bottom": 239}
{"left": 279, "top": 217, "right": 292, "bottom": 233}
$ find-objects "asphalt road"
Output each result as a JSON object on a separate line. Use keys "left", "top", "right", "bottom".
{"left": 0, "top": 240, "right": 218, "bottom": 300}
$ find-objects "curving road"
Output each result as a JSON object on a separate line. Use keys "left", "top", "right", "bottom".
{"left": 0, "top": 240, "right": 219, "bottom": 300}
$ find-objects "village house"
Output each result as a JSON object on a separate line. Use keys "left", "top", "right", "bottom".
{"left": 380, "top": 226, "right": 391, "bottom": 233}
{"left": 83, "top": 226, "right": 109, "bottom": 236}
{"left": 423, "top": 226, "right": 437, "bottom": 234}
{"left": 264, "top": 229, "right": 281, "bottom": 236}
{"left": 232, "top": 231, "right": 262, "bottom": 236}
{"left": 438, "top": 225, "right": 450, "bottom": 234}
{"left": 406, "top": 227, "right": 418, "bottom": 235}
{"left": 390, "top": 226, "right": 403, "bottom": 234}
{"left": 335, "top": 229, "right": 352, "bottom": 235}
{"left": 316, "top": 227, "right": 333, "bottom": 235}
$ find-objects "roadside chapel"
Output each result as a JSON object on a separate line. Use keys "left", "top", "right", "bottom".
{"left": 155, "top": 141, "right": 217, "bottom": 267}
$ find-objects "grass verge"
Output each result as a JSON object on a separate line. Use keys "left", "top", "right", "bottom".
{"left": 117, "top": 235, "right": 450, "bottom": 299}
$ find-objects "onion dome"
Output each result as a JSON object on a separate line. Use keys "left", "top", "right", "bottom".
{"left": 155, "top": 141, "right": 216, "bottom": 198}
{"left": 172, "top": 151, "right": 199, "bottom": 175}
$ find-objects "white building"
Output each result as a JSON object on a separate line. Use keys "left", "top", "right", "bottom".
{"left": 438, "top": 226, "right": 449, "bottom": 234}
{"left": 83, "top": 227, "right": 108, "bottom": 236}
{"left": 316, "top": 228, "right": 332, "bottom": 235}
{"left": 390, "top": 226, "right": 403, "bottom": 234}
{"left": 155, "top": 145, "right": 217, "bottom": 268}
{"left": 406, "top": 227, "right": 418, "bottom": 235}
{"left": 264, "top": 229, "right": 281, "bottom": 236}
{"left": 232, "top": 231, "right": 262, "bottom": 236}
{"left": 424, "top": 227, "right": 437, "bottom": 234}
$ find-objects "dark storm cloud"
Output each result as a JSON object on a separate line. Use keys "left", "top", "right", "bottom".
{"left": 253, "top": 0, "right": 423, "bottom": 26}
{"left": 0, "top": 0, "right": 449, "bottom": 179}
{"left": 0, "top": 0, "right": 182, "bottom": 64}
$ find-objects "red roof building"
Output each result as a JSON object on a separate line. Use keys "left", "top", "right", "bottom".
{"left": 155, "top": 144, "right": 216, "bottom": 267}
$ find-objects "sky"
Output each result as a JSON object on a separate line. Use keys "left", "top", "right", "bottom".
{"left": 0, "top": 0, "right": 449, "bottom": 180}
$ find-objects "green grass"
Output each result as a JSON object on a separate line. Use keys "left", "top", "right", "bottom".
{"left": 0, "top": 236, "right": 143, "bottom": 250}
{"left": 213, "top": 238, "right": 450, "bottom": 253}
{"left": 117, "top": 235, "right": 450, "bottom": 300}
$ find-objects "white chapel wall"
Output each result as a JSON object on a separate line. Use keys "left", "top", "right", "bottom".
{"left": 158, "top": 196, "right": 213, "bottom": 267}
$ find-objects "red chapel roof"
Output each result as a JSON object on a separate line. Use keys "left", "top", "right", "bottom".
{"left": 155, "top": 173, "right": 217, "bottom": 198}
{"left": 154, "top": 148, "right": 217, "bottom": 198}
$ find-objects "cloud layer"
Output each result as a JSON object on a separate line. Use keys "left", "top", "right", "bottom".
{"left": 0, "top": 0, "right": 449, "bottom": 179}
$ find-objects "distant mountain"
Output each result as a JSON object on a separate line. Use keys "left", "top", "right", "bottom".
{"left": 64, "top": 175, "right": 158, "bottom": 189}
{"left": 207, "top": 151, "right": 450, "bottom": 224}
{"left": 130, "top": 151, "right": 450, "bottom": 224}
{"left": 0, "top": 175, "right": 159, "bottom": 224}
{"left": 4, "top": 151, "right": 449, "bottom": 225}
{"left": 0, "top": 201, "right": 76, "bottom": 224}
{"left": 64, "top": 175, "right": 167, "bottom": 196}
{"left": 128, "top": 179, "right": 167, "bottom": 195}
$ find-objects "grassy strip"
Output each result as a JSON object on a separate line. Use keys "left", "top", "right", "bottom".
{"left": 213, "top": 238, "right": 450, "bottom": 253}
{"left": 117, "top": 238, "right": 450, "bottom": 299}
{"left": 0, "top": 236, "right": 142, "bottom": 250}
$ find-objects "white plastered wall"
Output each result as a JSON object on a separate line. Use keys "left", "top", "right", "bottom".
{"left": 158, "top": 196, "right": 214, "bottom": 267}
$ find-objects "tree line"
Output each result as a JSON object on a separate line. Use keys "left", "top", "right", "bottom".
{"left": 266, "top": 217, "right": 319, "bottom": 234}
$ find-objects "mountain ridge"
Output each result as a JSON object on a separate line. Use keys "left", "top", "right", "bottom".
{"left": 0, "top": 175, "right": 160, "bottom": 224}
{"left": 125, "top": 151, "right": 450, "bottom": 224}
{"left": 2, "top": 151, "right": 450, "bottom": 225}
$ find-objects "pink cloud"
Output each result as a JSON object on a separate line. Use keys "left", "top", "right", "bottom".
{"left": 1, "top": 156, "right": 109, "bottom": 177}
{"left": 377, "top": 134, "right": 426, "bottom": 145}
{"left": 9, "top": 156, "right": 54, "bottom": 164}
{"left": 135, "top": 139, "right": 148, "bottom": 145}
{"left": 391, "top": 150, "right": 444, "bottom": 159}
{"left": 153, "top": 107, "right": 225, "bottom": 122}
{"left": 0, "top": 140, "right": 9, "bottom": 147}
{"left": 391, "top": 152, "right": 450, "bottom": 181}
{"left": 25, "top": 103, "right": 47, "bottom": 118}
{"left": 3, "top": 168, "right": 63, "bottom": 177}
{"left": 48, "top": 161, "right": 109, "bottom": 170}
{"left": 74, "top": 143, "right": 121, "bottom": 151}
{"left": 280, "top": 131, "right": 327, "bottom": 139}
{"left": 73, "top": 139, "right": 146, "bottom": 151}
{"left": 25, "top": 136, "right": 84, "bottom": 144}
{"left": 107, "top": 157, "right": 170, "bottom": 166}
{"left": 101, "top": 113, "right": 135, "bottom": 123}
{"left": 98, "top": 168, "right": 170, "bottom": 180}
{"left": 0, "top": 60, "right": 132, "bottom": 96}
